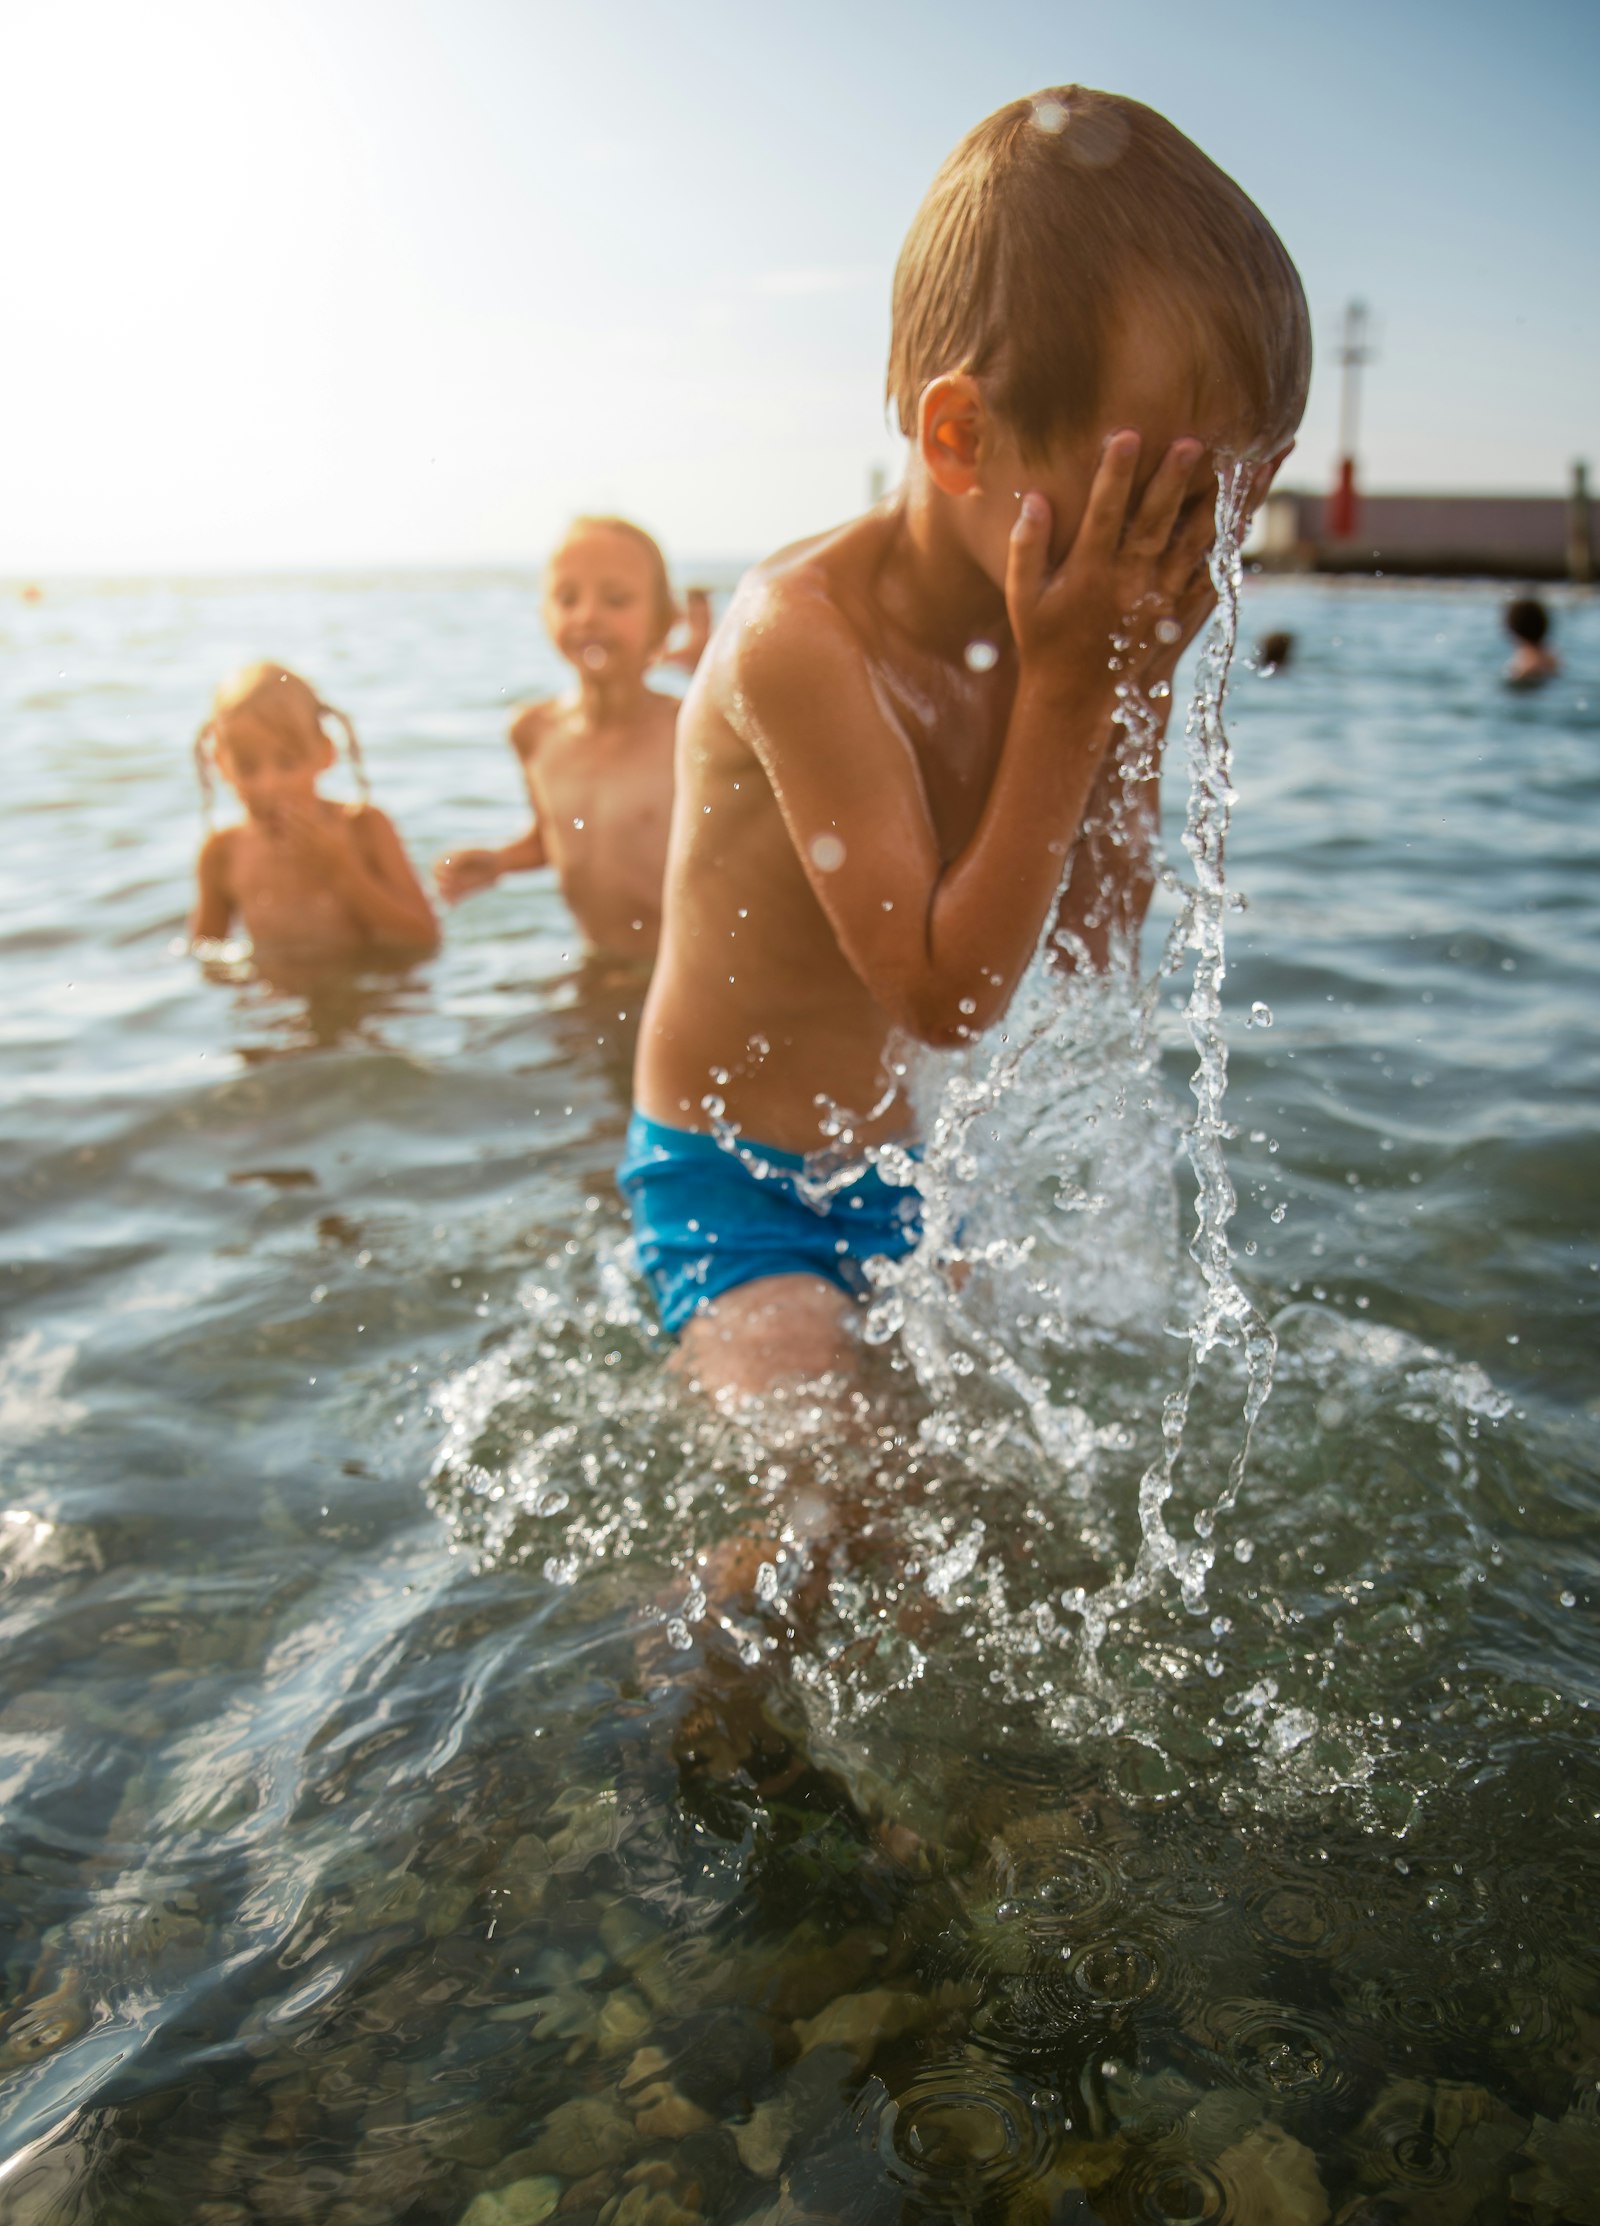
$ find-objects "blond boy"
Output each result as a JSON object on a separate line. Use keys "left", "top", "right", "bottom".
{"left": 623, "top": 89, "right": 1309, "bottom": 1397}
{"left": 436, "top": 518, "right": 696, "bottom": 960}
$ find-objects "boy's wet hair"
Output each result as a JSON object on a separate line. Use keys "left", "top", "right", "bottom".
{"left": 1505, "top": 596, "right": 1550, "bottom": 646}
{"left": 193, "top": 661, "right": 368, "bottom": 822}
{"left": 888, "top": 87, "right": 1311, "bottom": 455}
{"left": 560, "top": 516, "right": 677, "bottom": 643}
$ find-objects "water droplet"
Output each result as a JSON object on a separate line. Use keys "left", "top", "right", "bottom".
{"left": 809, "top": 832, "right": 846, "bottom": 872}
{"left": 1154, "top": 616, "right": 1182, "bottom": 645}
{"left": 964, "top": 638, "right": 999, "bottom": 672}
{"left": 1248, "top": 1001, "right": 1273, "bottom": 1028}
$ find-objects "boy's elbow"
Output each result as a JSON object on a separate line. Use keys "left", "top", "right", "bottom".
{"left": 895, "top": 977, "right": 1004, "bottom": 1051}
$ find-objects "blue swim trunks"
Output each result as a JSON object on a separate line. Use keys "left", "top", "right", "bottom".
{"left": 617, "top": 1111, "right": 923, "bottom": 1335}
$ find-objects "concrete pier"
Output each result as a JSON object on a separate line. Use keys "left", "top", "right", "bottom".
{"left": 1255, "top": 466, "right": 1596, "bottom": 580}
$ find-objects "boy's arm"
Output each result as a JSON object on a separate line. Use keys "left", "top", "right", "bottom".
{"left": 190, "top": 828, "right": 235, "bottom": 941}
{"left": 434, "top": 823, "right": 547, "bottom": 902}
{"left": 736, "top": 435, "right": 1212, "bottom": 1046}
{"left": 434, "top": 707, "right": 551, "bottom": 902}
{"left": 1049, "top": 555, "right": 1218, "bottom": 969}
{"left": 343, "top": 806, "right": 441, "bottom": 949}
{"left": 269, "top": 799, "right": 439, "bottom": 948}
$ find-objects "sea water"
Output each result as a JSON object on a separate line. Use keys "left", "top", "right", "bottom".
{"left": 1, "top": 560, "right": 1598, "bottom": 2221}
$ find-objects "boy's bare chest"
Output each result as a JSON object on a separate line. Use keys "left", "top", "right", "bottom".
{"left": 880, "top": 664, "right": 1011, "bottom": 856}
{"left": 526, "top": 726, "right": 672, "bottom": 852}
{"left": 231, "top": 832, "right": 356, "bottom": 942}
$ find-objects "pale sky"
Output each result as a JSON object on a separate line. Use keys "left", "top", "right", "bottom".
{"left": 3, "top": 0, "right": 1595, "bottom": 572}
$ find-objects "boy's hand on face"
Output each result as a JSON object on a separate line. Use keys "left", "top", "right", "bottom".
{"left": 1137, "top": 447, "right": 1292, "bottom": 691}
{"left": 1006, "top": 432, "right": 1214, "bottom": 709}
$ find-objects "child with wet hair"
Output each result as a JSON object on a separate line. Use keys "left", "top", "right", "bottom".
{"left": 625, "top": 86, "right": 1310, "bottom": 1401}
{"left": 191, "top": 662, "right": 438, "bottom": 955}
{"left": 435, "top": 516, "right": 702, "bottom": 961}
{"left": 1504, "top": 596, "right": 1560, "bottom": 688}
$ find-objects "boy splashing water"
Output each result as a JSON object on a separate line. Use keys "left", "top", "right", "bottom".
{"left": 624, "top": 88, "right": 1309, "bottom": 1401}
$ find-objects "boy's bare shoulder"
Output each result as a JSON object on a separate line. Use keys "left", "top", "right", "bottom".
{"left": 723, "top": 514, "right": 888, "bottom": 698}
{"left": 346, "top": 799, "right": 398, "bottom": 851}
{"left": 197, "top": 823, "right": 239, "bottom": 877}
{"left": 508, "top": 696, "right": 561, "bottom": 759}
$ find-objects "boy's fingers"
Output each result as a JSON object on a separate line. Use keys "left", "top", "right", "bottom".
{"left": 1005, "top": 492, "right": 1052, "bottom": 617}
{"left": 1157, "top": 497, "right": 1217, "bottom": 600}
{"left": 1124, "top": 438, "right": 1204, "bottom": 556}
{"left": 1075, "top": 432, "right": 1142, "bottom": 556}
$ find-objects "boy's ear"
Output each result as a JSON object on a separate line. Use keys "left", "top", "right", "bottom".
{"left": 918, "top": 374, "right": 986, "bottom": 496}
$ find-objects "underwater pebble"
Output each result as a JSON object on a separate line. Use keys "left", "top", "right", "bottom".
{"left": 792, "top": 1987, "right": 927, "bottom": 2070}
{"left": 600, "top": 1900, "right": 665, "bottom": 1964}
{"left": 630, "top": 2081, "right": 713, "bottom": 2140}
{"left": 596, "top": 1987, "right": 653, "bottom": 2058}
{"left": 1511, "top": 2110, "right": 1600, "bottom": 2223}
{"left": 1214, "top": 2122, "right": 1329, "bottom": 2224}
{"left": 560, "top": 2170, "right": 613, "bottom": 2215}
{"left": 732, "top": 2097, "right": 792, "bottom": 2180}
{"left": 1039, "top": 2136, "right": 1126, "bottom": 2197}
{"left": 732, "top": 2046, "right": 856, "bottom": 2178}
{"left": 522, "top": 2095, "right": 640, "bottom": 2178}
{"left": 597, "top": 2190, "right": 700, "bottom": 2226}
{"left": 458, "top": 2179, "right": 564, "bottom": 2226}
{"left": 1353, "top": 2078, "right": 1527, "bottom": 2216}
{"left": 620, "top": 2044, "right": 673, "bottom": 2093}
{"left": 424, "top": 1879, "right": 480, "bottom": 1938}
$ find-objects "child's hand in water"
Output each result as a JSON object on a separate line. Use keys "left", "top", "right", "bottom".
{"left": 1006, "top": 432, "right": 1216, "bottom": 703}
{"left": 433, "top": 848, "right": 504, "bottom": 904}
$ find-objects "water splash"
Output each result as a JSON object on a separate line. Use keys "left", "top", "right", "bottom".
{"left": 870, "top": 462, "right": 1274, "bottom": 1658}
{"left": 1077, "top": 460, "right": 1277, "bottom": 1638}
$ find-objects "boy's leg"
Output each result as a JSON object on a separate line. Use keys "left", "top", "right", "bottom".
{"left": 674, "top": 1272, "right": 858, "bottom": 1403}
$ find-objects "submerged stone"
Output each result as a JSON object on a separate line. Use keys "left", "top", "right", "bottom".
{"left": 792, "top": 1987, "right": 928, "bottom": 2070}
{"left": 630, "top": 2082, "right": 713, "bottom": 2140}
{"left": 1214, "top": 2123, "right": 1329, "bottom": 2225}
{"left": 1353, "top": 2078, "right": 1528, "bottom": 2221}
{"left": 596, "top": 1987, "right": 654, "bottom": 2058}
{"left": 522, "top": 2096, "right": 640, "bottom": 2178}
{"left": 458, "top": 2179, "right": 563, "bottom": 2226}
{"left": 731, "top": 2046, "right": 854, "bottom": 2179}
{"left": 1509, "top": 2109, "right": 1600, "bottom": 2225}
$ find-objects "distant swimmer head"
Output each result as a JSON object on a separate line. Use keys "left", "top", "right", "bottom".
{"left": 1505, "top": 596, "right": 1550, "bottom": 647}
{"left": 545, "top": 516, "right": 676, "bottom": 679}
{"left": 1258, "top": 630, "right": 1294, "bottom": 673}
{"left": 888, "top": 87, "right": 1311, "bottom": 589}
{"left": 195, "top": 661, "right": 366, "bottom": 823}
